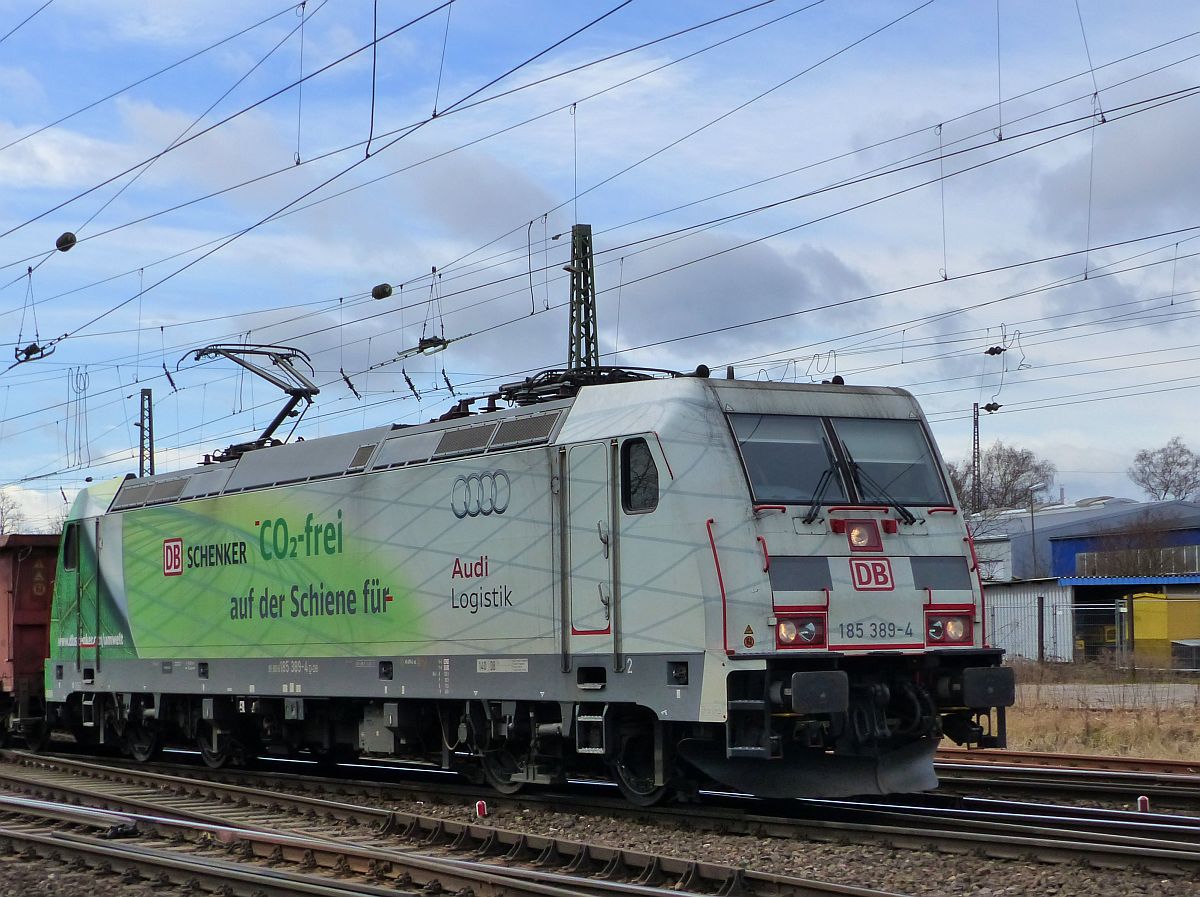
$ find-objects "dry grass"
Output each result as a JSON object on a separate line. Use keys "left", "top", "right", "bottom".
{"left": 1006, "top": 704, "right": 1200, "bottom": 760}
{"left": 1004, "top": 660, "right": 1200, "bottom": 760}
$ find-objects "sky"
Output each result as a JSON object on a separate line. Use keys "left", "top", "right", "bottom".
{"left": 1, "top": 0, "right": 1199, "bottom": 529}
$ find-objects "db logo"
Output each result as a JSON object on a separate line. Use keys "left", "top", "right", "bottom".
{"left": 849, "top": 558, "right": 893, "bottom": 591}
{"left": 163, "top": 538, "right": 183, "bottom": 577}
{"left": 451, "top": 470, "right": 511, "bottom": 519}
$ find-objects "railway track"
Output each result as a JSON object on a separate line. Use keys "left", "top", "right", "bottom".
{"left": 935, "top": 748, "right": 1200, "bottom": 804}
{"left": 0, "top": 750, "right": 892, "bottom": 897}
{"left": 7, "top": 749, "right": 1200, "bottom": 880}
{"left": 938, "top": 748, "right": 1200, "bottom": 775}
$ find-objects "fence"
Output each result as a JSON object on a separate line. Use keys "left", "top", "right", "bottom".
{"left": 987, "top": 592, "right": 1074, "bottom": 663}
{"left": 987, "top": 593, "right": 1200, "bottom": 672}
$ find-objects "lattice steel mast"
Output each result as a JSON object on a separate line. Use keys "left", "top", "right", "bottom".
{"left": 137, "top": 388, "right": 154, "bottom": 477}
{"left": 566, "top": 224, "right": 598, "bottom": 370}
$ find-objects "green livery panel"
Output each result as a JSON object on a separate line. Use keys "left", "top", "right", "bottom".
{"left": 48, "top": 451, "right": 557, "bottom": 682}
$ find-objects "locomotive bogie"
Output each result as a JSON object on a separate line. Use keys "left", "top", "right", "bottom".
{"left": 43, "top": 375, "right": 1014, "bottom": 798}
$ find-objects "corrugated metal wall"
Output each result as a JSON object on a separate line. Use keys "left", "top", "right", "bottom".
{"left": 985, "top": 581, "right": 1075, "bottom": 662}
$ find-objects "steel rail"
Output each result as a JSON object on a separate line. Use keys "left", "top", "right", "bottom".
{"left": 936, "top": 764, "right": 1200, "bottom": 802}
{"left": 0, "top": 751, "right": 894, "bottom": 897}
{"left": 936, "top": 750, "right": 1200, "bottom": 803}
{"left": 0, "top": 792, "right": 664, "bottom": 897}
{"left": 14, "top": 749, "right": 1200, "bottom": 876}
{"left": 0, "top": 825, "right": 431, "bottom": 897}
{"left": 937, "top": 748, "right": 1200, "bottom": 775}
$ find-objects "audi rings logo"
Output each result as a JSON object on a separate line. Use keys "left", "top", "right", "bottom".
{"left": 451, "top": 470, "right": 511, "bottom": 518}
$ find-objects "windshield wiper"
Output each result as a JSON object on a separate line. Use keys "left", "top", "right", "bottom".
{"left": 841, "top": 445, "right": 917, "bottom": 525}
{"left": 802, "top": 467, "right": 836, "bottom": 525}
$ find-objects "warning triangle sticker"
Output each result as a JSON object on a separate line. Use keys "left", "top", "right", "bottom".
{"left": 743, "top": 625, "right": 754, "bottom": 635}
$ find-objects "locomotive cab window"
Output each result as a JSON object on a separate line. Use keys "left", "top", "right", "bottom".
{"left": 730, "top": 414, "right": 847, "bottom": 504}
{"left": 621, "top": 438, "right": 659, "bottom": 513}
{"left": 62, "top": 521, "right": 79, "bottom": 571}
{"left": 830, "top": 417, "right": 948, "bottom": 505}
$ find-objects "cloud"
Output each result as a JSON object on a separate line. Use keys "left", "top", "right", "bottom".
{"left": 1032, "top": 94, "right": 1200, "bottom": 241}
{"left": 0, "top": 65, "right": 44, "bottom": 106}
{"left": 96, "top": 2, "right": 273, "bottom": 46}
{"left": 595, "top": 231, "right": 875, "bottom": 373}
{"left": 0, "top": 122, "right": 130, "bottom": 190}
{"left": 392, "top": 146, "right": 559, "bottom": 245}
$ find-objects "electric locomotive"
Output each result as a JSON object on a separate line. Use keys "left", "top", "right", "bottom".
{"left": 40, "top": 367, "right": 1013, "bottom": 801}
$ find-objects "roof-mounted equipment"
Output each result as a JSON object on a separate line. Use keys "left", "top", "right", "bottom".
{"left": 189, "top": 343, "right": 319, "bottom": 463}
{"left": 497, "top": 366, "right": 678, "bottom": 406}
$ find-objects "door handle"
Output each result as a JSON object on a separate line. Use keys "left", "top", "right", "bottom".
{"left": 597, "top": 520, "right": 610, "bottom": 558}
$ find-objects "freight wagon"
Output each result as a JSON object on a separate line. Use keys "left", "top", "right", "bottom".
{"left": 0, "top": 534, "right": 57, "bottom": 739}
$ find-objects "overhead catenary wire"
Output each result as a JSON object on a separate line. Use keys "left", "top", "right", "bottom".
{"left": 0, "top": 1, "right": 456, "bottom": 245}
{"left": 732, "top": 237, "right": 1200, "bottom": 372}
{"left": 0, "top": 0, "right": 53, "bottom": 47}
{"left": 140, "top": 79, "right": 1200, "bottom": 373}
{"left": 2, "top": 8, "right": 1200, "bottom": 510}
{"left": 0, "top": 3, "right": 302, "bottom": 157}
{"left": 0, "top": 0, "right": 645, "bottom": 373}
{"left": 2, "top": 69, "right": 1190, "bottom": 405}
{"left": 0, "top": 0, "right": 814, "bottom": 308}
{"left": 2, "top": 76, "right": 1190, "bottom": 419}
{"left": 0, "top": 2, "right": 1189, "bottom": 326}
{"left": 15, "top": 245, "right": 1200, "bottom": 491}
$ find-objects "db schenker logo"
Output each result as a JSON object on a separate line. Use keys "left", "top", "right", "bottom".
{"left": 163, "top": 538, "right": 183, "bottom": 576}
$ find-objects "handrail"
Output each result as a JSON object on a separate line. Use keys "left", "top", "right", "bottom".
{"left": 705, "top": 519, "right": 732, "bottom": 657}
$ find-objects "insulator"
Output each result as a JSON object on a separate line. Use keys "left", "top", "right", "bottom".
{"left": 56, "top": 231, "right": 77, "bottom": 252}
{"left": 371, "top": 283, "right": 393, "bottom": 300}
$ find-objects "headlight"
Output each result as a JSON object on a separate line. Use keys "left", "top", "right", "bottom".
{"left": 776, "top": 615, "right": 826, "bottom": 648}
{"left": 848, "top": 525, "right": 871, "bottom": 547}
{"left": 836, "top": 519, "right": 882, "bottom": 551}
{"left": 926, "top": 614, "right": 971, "bottom": 644}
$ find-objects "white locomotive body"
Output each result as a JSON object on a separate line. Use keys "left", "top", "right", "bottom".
{"left": 47, "top": 371, "right": 1013, "bottom": 800}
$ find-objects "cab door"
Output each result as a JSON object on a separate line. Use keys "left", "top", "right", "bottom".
{"left": 566, "top": 442, "right": 614, "bottom": 654}
{"left": 75, "top": 518, "right": 101, "bottom": 673}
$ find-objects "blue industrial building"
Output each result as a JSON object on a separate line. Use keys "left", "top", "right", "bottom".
{"left": 975, "top": 499, "right": 1200, "bottom": 666}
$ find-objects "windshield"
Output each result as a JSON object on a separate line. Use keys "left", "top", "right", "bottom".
{"left": 729, "top": 414, "right": 847, "bottom": 504}
{"left": 729, "top": 413, "right": 949, "bottom": 506}
{"left": 830, "top": 417, "right": 948, "bottom": 505}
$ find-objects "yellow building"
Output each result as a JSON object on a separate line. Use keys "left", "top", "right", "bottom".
{"left": 1129, "top": 591, "right": 1200, "bottom": 668}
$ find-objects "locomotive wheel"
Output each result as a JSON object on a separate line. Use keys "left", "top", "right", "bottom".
{"left": 612, "top": 734, "right": 668, "bottom": 806}
{"left": 22, "top": 720, "right": 49, "bottom": 753}
{"left": 126, "top": 721, "right": 161, "bottom": 763}
{"left": 481, "top": 748, "right": 525, "bottom": 795}
{"left": 196, "top": 722, "right": 231, "bottom": 769}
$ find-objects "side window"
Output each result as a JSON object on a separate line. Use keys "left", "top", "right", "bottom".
{"left": 621, "top": 438, "right": 659, "bottom": 514}
{"left": 63, "top": 522, "right": 79, "bottom": 571}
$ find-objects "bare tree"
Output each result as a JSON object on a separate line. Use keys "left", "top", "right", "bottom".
{"left": 1127, "top": 436, "right": 1200, "bottom": 501}
{"left": 947, "top": 440, "right": 1057, "bottom": 514}
{"left": 45, "top": 507, "right": 70, "bottom": 536}
{"left": 0, "top": 489, "right": 25, "bottom": 535}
